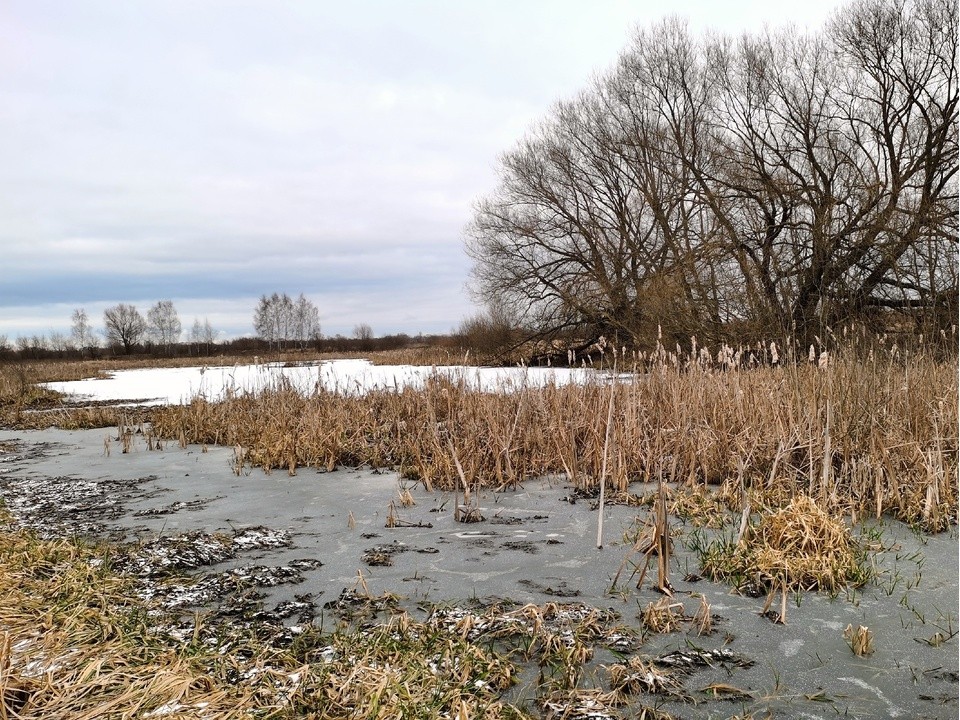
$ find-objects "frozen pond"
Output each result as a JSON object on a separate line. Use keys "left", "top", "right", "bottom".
{"left": 43, "top": 359, "right": 599, "bottom": 405}
{"left": 0, "top": 427, "right": 956, "bottom": 719}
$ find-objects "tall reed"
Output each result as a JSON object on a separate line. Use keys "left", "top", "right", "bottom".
{"left": 151, "top": 345, "right": 957, "bottom": 530}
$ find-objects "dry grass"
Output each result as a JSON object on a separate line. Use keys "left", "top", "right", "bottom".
{"left": 291, "top": 614, "right": 521, "bottom": 719}
{"left": 695, "top": 495, "right": 872, "bottom": 599}
{"left": 607, "top": 655, "right": 681, "bottom": 696}
{"left": 143, "top": 349, "right": 958, "bottom": 530}
{"left": 7, "top": 509, "right": 687, "bottom": 719}
{"left": 843, "top": 624, "right": 875, "bottom": 656}
{"left": 640, "top": 598, "right": 687, "bottom": 634}
{"left": 0, "top": 518, "right": 248, "bottom": 719}
{"left": 0, "top": 512, "right": 536, "bottom": 719}
{"left": 3, "top": 342, "right": 956, "bottom": 530}
{"left": 0, "top": 348, "right": 459, "bottom": 428}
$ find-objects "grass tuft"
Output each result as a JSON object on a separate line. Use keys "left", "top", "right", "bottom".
{"left": 696, "top": 495, "right": 872, "bottom": 595}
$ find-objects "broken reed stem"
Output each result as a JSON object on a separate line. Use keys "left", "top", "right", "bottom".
{"left": 735, "top": 489, "right": 750, "bottom": 546}
{"left": 655, "top": 478, "right": 671, "bottom": 594}
{"left": 447, "top": 437, "right": 470, "bottom": 519}
{"left": 596, "top": 364, "right": 616, "bottom": 550}
{"left": 821, "top": 366, "right": 833, "bottom": 501}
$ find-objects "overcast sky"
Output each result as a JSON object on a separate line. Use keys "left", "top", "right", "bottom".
{"left": 1, "top": 0, "right": 844, "bottom": 343}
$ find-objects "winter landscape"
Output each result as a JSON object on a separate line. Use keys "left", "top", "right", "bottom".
{"left": 1, "top": 349, "right": 957, "bottom": 719}
{"left": 1, "top": 0, "right": 956, "bottom": 719}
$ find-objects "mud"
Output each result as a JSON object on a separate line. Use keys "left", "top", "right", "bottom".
{"left": 0, "top": 427, "right": 956, "bottom": 719}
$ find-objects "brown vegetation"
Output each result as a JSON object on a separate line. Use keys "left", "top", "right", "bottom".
{"left": 695, "top": 495, "right": 873, "bottom": 609}
{"left": 1, "top": 342, "right": 955, "bottom": 531}
{"left": 0, "top": 514, "right": 537, "bottom": 719}
{"left": 146, "top": 346, "right": 956, "bottom": 531}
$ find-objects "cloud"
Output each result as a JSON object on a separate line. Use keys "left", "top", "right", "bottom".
{"left": 0, "top": 0, "right": 842, "bottom": 341}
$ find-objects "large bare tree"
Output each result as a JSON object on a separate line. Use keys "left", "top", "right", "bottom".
{"left": 103, "top": 304, "right": 146, "bottom": 354}
{"left": 467, "top": 0, "right": 957, "bottom": 351}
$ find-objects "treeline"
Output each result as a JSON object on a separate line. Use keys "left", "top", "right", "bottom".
{"left": 467, "top": 0, "right": 958, "bottom": 354}
{"left": 2, "top": 302, "right": 218, "bottom": 360}
{"left": 0, "top": 293, "right": 459, "bottom": 362}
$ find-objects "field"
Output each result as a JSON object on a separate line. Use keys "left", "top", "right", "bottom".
{"left": 0, "top": 343, "right": 957, "bottom": 718}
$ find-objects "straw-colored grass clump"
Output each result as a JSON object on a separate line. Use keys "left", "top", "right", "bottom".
{"left": 0, "top": 520, "right": 241, "bottom": 719}
{"left": 698, "top": 495, "right": 870, "bottom": 594}
{"left": 843, "top": 624, "right": 875, "bottom": 656}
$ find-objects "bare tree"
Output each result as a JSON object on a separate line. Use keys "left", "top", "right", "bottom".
{"left": 457, "top": 305, "right": 520, "bottom": 361}
{"left": 292, "top": 294, "right": 321, "bottom": 350}
{"left": 692, "top": 1, "right": 958, "bottom": 345}
{"left": 103, "top": 303, "right": 146, "bottom": 354}
{"left": 71, "top": 308, "right": 95, "bottom": 357}
{"left": 253, "top": 295, "right": 275, "bottom": 348}
{"left": 147, "top": 300, "right": 182, "bottom": 354}
{"left": 468, "top": 32, "right": 724, "bottom": 349}
{"left": 352, "top": 323, "right": 373, "bottom": 350}
{"left": 189, "top": 317, "right": 217, "bottom": 355}
{"left": 467, "top": 0, "right": 957, "bottom": 350}
{"left": 44, "top": 331, "right": 70, "bottom": 357}
{"left": 254, "top": 293, "right": 298, "bottom": 350}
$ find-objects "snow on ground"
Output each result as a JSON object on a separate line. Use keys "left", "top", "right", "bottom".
{"left": 43, "top": 359, "right": 598, "bottom": 406}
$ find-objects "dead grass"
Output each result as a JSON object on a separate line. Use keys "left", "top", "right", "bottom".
{"left": 695, "top": 495, "right": 872, "bottom": 597}
{"left": 640, "top": 598, "right": 687, "bottom": 634}
{"left": 2, "top": 513, "right": 670, "bottom": 719}
{"left": 0, "top": 514, "right": 535, "bottom": 719}
{"left": 843, "top": 624, "right": 875, "bottom": 656}
{"left": 0, "top": 518, "right": 247, "bottom": 719}
{"left": 3, "top": 343, "right": 956, "bottom": 530}
{"left": 0, "top": 517, "right": 704, "bottom": 720}
{"left": 147, "top": 348, "right": 957, "bottom": 529}
{"left": 0, "top": 348, "right": 459, "bottom": 429}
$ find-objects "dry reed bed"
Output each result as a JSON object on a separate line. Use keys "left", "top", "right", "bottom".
{"left": 0, "top": 349, "right": 465, "bottom": 429}
{"left": 151, "top": 355, "right": 957, "bottom": 530}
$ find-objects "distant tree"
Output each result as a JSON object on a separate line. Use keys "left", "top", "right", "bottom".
{"left": 254, "top": 292, "right": 312, "bottom": 350}
{"left": 255, "top": 294, "right": 283, "bottom": 350}
{"left": 103, "top": 303, "right": 146, "bottom": 354}
{"left": 292, "top": 294, "right": 321, "bottom": 349}
{"left": 189, "top": 317, "right": 217, "bottom": 355}
{"left": 46, "top": 331, "right": 70, "bottom": 357}
{"left": 353, "top": 323, "right": 373, "bottom": 351}
{"left": 15, "top": 335, "right": 44, "bottom": 359}
{"left": 457, "top": 306, "right": 520, "bottom": 361}
{"left": 146, "top": 300, "right": 182, "bottom": 354}
{"left": 71, "top": 308, "right": 95, "bottom": 357}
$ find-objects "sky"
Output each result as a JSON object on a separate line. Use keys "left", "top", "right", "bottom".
{"left": 0, "top": 0, "right": 845, "bottom": 344}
